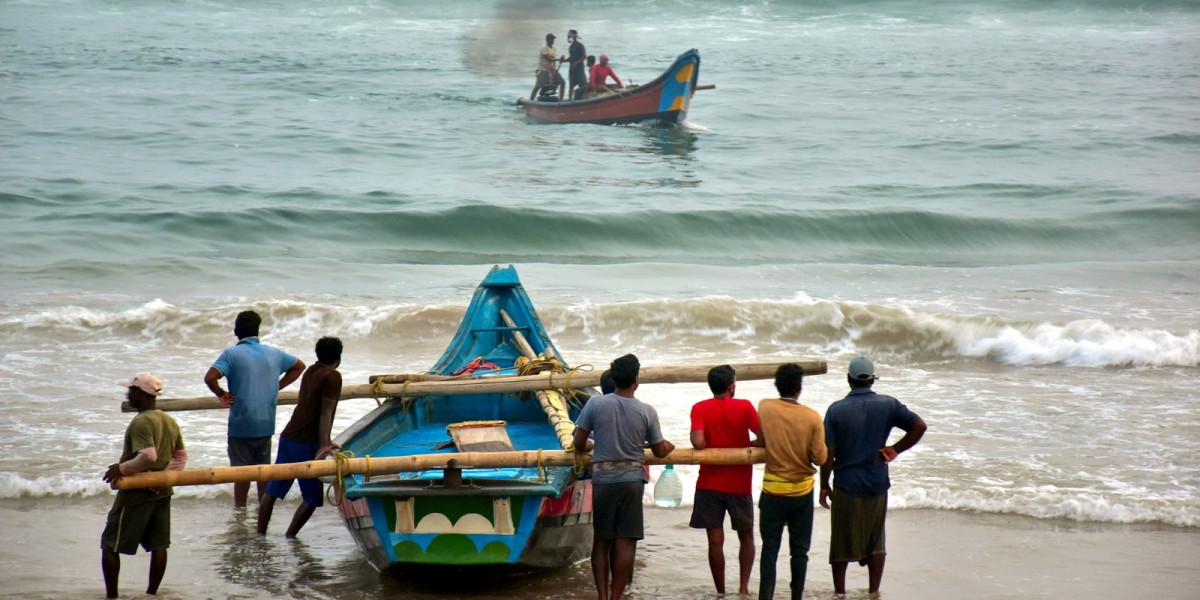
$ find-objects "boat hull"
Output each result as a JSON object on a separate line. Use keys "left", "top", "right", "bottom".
{"left": 336, "top": 478, "right": 592, "bottom": 570}
{"left": 333, "top": 266, "right": 596, "bottom": 571}
{"left": 517, "top": 49, "right": 701, "bottom": 125}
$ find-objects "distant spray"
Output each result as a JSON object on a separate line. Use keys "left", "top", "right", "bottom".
{"left": 460, "top": 0, "right": 577, "bottom": 79}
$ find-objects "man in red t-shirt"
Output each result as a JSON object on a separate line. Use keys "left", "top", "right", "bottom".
{"left": 690, "top": 364, "right": 763, "bottom": 596}
{"left": 589, "top": 53, "right": 623, "bottom": 93}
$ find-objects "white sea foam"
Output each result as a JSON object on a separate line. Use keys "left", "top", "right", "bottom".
{"left": 0, "top": 471, "right": 228, "bottom": 500}
{"left": 6, "top": 295, "right": 1197, "bottom": 370}
{"left": 892, "top": 485, "right": 1197, "bottom": 528}
{"left": 959, "top": 320, "right": 1200, "bottom": 367}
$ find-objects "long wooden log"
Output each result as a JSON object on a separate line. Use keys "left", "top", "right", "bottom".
{"left": 369, "top": 361, "right": 826, "bottom": 386}
{"left": 113, "top": 447, "right": 765, "bottom": 490}
{"left": 127, "top": 360, "right": 827, "bottom": 412}
{"left": 498, "top": 308, "right": 575, "bottom": 451}
{"left": 367, "top": 373, "right": 459, "bottom": 383}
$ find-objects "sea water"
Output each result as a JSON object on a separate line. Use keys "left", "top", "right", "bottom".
{"left": 1, "top": 0, "right": 1197, "bottom": 598}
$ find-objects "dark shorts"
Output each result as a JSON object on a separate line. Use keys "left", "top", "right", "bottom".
{"left": 101, "top": 497, "right": 171, "bottom": 555}
{"left": 569, "top": 66, "right": 587, "bottom": 90}
{"left": 593, "top": 481, "right": 645, "bottom": 540}
{"left": 228, "top": 435, "right": 272, "bottom": 467}
{"left": 265, "top": 438, "right": 324, "bottom": 507}
{"left": 828, "top": 489, "right": 887, "bottom": 564}
{"left": 535, "top": 69, "right": 564, "bottom": 89}
{"left": 689, "top": 488, "right": 755, "bottom": 531}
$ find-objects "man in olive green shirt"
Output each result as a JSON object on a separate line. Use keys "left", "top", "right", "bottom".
{"left": 101, "top": 373, "right": 187, "bottom": 599}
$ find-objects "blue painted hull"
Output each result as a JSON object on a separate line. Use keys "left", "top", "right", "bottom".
{"left": 333, "top": 266, "right": 594, "bottom": 571}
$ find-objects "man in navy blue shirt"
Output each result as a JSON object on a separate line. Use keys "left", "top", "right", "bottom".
{"left": 566, "top": 29, "right": 587, "bottom": 99}
{"left": 819, "top": 356, "right": 926, "bottom": 596}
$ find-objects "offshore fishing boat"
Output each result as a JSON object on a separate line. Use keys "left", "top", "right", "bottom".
{"left": 517, "top": 49, "right": 702, "bottom": 125}
{"left": 332, "top": 265, "right": 595, "bottom": 571}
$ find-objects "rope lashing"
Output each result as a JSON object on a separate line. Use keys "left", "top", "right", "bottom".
{"left": 328, "top": 450, "right": 355, "bottom": 505}
{"left": 370, "top": 379, "right": 385, "bottom": 407}
{"left": 536, "top": 448, "right": 548, "bottom": 482}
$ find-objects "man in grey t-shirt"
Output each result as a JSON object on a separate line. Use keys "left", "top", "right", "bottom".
{"left": 574, "top": 353, "right": 675, "bottom": 600}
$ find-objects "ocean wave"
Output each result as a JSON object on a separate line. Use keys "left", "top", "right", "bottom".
{"left": 7, "top": 201, "right": 1199, "bottom": 269}
{"left": 0, "top": 471, "right": 226, "bottom": 500}
{"left": 3, "top": 296, "right": 1196, "bottom": 368}
{"left": 546, "top": 297, "right": 1200, "bottom": 368}
{"left": 892, "top": 486, "right": 1197, "bottom": 528}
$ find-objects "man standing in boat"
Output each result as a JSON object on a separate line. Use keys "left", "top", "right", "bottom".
{"left": 204, "top": 310, "right": 305, "bottom": 509}
{"left": 257, "top": 336, "right": 343, "bottom": 538}
{"left": 689, "top": 365, "right": 762, "bottom": 596}
{"left": 566, "top": 29, "right": 587, "bottom": 100}
{"left": 573, "top": 354, "right": 675, "bottom": 600}
{"left": 530, "top": 32, "right": 566, "bottom": 101}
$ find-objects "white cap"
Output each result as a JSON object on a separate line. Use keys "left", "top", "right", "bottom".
{"left": 848, "top": 356, "right": 876, "bottom": 381}
{"left": 119, "top": 372, "right": 163, "bottom": 396}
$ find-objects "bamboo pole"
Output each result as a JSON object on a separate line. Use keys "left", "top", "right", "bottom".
{"left": 113, "top": 447, "right": 765, "bottom": 490}
{"left": 499, "top": 309, "right": 574, "bottom": 451}
{"left": 369, "top": 361, "right": 826, "bottom": 387}
{"left": 499, "top": 309, "right": 539, "bottom": 360}
{"left": 695, "top": 84, "right": 716, "bottom": 91}
{"left": 128, "top": 360, "right": 827, "bottom": 412}
{"left": 367, "top": 373, "right": 459, "bottom": 383}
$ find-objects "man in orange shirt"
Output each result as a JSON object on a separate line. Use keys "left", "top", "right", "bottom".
{"left": 757, "top": 363, "right": 827, "bottom": 600}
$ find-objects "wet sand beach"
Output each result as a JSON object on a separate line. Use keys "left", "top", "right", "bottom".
{"left": 7, "top": 496, "right": 1196, "bottom": 600}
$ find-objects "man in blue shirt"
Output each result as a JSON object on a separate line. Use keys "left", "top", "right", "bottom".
{"left": 204, "top": 310, "right": 304, "bottom": 508}
{"left": 819, "top": 356, "right": 926, "bottom": 596}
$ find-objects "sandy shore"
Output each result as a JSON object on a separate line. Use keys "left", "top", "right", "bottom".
{"left": 5, "top": 496, "right": 1197, "bottom": 600}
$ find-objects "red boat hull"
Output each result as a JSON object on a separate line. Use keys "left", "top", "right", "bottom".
{"left": 517, "top": 49, "right": 701, "bottom": 125}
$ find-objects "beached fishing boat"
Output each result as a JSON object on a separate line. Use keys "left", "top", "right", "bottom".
{"left": 517, "top": 49, "right": 702, "bottom": 125}
{"left": 331, "top": 265, "right": 595, "bottom": 571}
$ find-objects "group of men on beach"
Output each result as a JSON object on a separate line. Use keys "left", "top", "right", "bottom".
{"left": 101, "top": 309, "right": 925, "bottom": 599}
{"left": 101, "top": 310, "right": 344, "bottom": 598}
{"left": 531, "top": 29, "right": 623, "bottom": 101}
{"left": 573, "top": 354, "right": 926, "bottom": 600}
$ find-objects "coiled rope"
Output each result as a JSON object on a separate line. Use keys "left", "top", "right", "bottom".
{"left": 515, "top": 356, "right": 593, "bottom": 410}
{"left": 328, "top": 450, "right": 371, "bottom": 506}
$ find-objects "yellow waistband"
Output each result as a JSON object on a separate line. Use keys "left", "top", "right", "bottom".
{"left": 762, "top": 472, "right": 814, "bottom": 497}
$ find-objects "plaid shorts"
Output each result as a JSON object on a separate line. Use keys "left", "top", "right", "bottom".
{"left": 828, "top": 489, "right": 887, "bottom": 564}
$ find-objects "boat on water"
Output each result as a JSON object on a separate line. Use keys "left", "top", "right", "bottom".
{"left": 517, "top": 49, "right": 701, "bottom": 125}
{"left": 332, "top": 265, "right": 595, "bottom": 571}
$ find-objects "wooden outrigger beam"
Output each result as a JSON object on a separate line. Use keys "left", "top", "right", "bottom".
{"left": 123, "top": 360, "right": 827, "bottom": 412}
{"left": 113, "top": 447, "right": 765, "bottom": 490}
